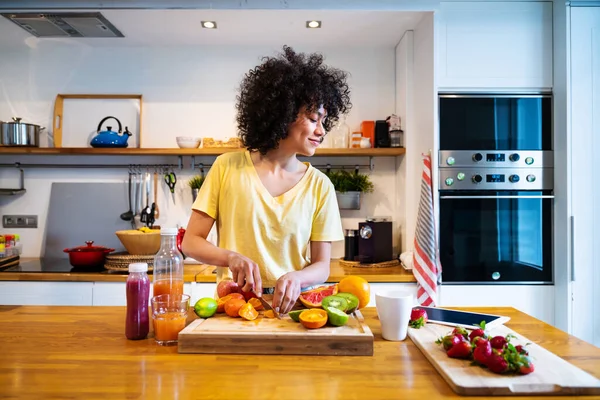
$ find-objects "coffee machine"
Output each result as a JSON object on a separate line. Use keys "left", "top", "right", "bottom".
{"left": 357, "top": 217, "right": 393, "bottom": 263}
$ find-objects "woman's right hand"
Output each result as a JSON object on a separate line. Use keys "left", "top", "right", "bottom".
{"left": 227, "top": 252, "right": 263, "bottom": 295}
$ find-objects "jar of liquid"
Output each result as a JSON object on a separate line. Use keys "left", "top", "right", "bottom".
{"left": 390, "top": 129, "right": 404, "bottom": 148}
{"left": 351, "top": 132, "right": 362, "bottom": 148}
{"left": 125, "top": 262, "right": 150, "bottom": 340}
{"left": 330, "top": 117, "right": 350, "bottom": 148}
{"left": 153, "top": 227, "right": 184, "bottom": 297}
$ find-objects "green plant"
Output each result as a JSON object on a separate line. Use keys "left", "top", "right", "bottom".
{"left": 325, "top": 170, "right": 374, "bottom": 193}
{"left": 188, "top": 175, "right": 206, "bottom": 190}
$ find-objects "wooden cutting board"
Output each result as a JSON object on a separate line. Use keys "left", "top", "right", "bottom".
{"left": 408, "top": 323, "right": 600, "bottom": 396}
{"left": 178, "top": 310, "right": 374, "bottom": 356}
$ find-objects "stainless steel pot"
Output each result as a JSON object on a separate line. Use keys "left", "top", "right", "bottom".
{"left": 0, "top": 117, "right": 44, "bottom": 147}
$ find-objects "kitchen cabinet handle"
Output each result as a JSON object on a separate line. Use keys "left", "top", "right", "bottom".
{"left": 439, "top": 195, "right": 555, "bottom": 199}
{"left": 570, "top": 215, "right": 575, "bottom": 282}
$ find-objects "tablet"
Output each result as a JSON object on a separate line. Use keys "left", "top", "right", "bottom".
{"left": 415, "top": 306, "right": 510, "bottom": 330}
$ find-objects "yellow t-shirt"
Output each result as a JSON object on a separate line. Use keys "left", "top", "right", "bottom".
{"left": 191, "top": 150, "right": 344, "bottom": 287}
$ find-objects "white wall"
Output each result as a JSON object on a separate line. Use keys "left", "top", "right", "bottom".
{"left": 0, "top": 42, "right": 401, "bottom": 258}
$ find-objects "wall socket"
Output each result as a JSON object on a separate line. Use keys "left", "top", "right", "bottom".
{"left": 2, "top": 215, "right": 38, "bottom": 228}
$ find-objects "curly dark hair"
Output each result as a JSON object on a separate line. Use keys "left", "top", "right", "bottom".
{"left": 236, "top": 45, "right": 352, "bottom": 155}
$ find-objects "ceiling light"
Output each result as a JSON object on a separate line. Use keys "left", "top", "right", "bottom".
{"left": 306, "top": 20, "right": 321, "bottom": 29}
{"left": 202, "top": 21, "right": 217, "bottom": 29}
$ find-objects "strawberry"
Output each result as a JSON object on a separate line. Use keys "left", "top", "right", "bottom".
{"left": 490, "top": 335, "right": 508, "bottom": 350}
{"left": 515, "top": 344, "right": 529, "bottom": 356}
{"left": 409, "top": 308, "right": 428, "bottom": 329}
{"left": 469, "top": 328, "right": 486, "bottom": 343}
{"left": 518, "top": 356, "right": 535, "bottom": 375}
{"left": 436, "top": 334, "right": 465, "bottom": 351}
{"left": 473, "top": 339, "right": 492, "bottom": 366}
{"left": 452, "top": 327, "right": 469, "bottom": 340}
{"left": 487, "top": 350, "right": 509, "bottom": 374}
{"left": 446, "top": 340, "right": 472, "bottom": 359}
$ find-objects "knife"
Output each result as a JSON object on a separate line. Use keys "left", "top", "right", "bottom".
{"left": 257, "top": 295, "right": 282, "bottom": 319}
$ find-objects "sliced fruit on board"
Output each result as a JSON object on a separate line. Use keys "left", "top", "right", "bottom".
{"left": 298, "top": 284, "right": 338, "bottom": 308}
{"left": 335, "top": 292, "right": 359, "bottom": 313}
{"left": 321, "top": 295, "right": 348, "bottom": 312}
{"left": 338, "top": 276, "right": 370, "bottom": 309}
{"left": 325, "top": 306, "right": 349, "bottom": 327}
{"left": 288, "top": 309, "right": 304, "bottom": 322}
{"left": 299, "top": 309, "right": 328, "bottom": 329}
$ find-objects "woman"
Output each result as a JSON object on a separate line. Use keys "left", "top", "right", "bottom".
{"left": 182, "top": 46, "right": 352, "bottom": 314}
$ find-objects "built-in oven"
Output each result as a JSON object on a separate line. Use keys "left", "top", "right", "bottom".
{"left": 438, "top": 150, "right": 553, "bottom": 284}
{"left": 439, "top": 94, "right": 552, "bottom": 151}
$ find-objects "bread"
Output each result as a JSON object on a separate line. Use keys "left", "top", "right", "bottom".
{"left": 203, "top": 137, "right": 243, "bottom": 148}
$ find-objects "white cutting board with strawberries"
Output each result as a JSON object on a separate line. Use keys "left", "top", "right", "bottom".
{"left": 408, "top": 323, "right": 600, "bottom": 396}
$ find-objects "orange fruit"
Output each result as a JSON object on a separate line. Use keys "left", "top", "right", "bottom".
{"left": 248, "top": 297, "right": 264, "bottom": 311}
{"left": 264, "top": 310, "right": 275, "bottom": 319}
{"left": 216, "top": 293, "right": 245, "bottom": 313}
{"left": 224, "top": 298, "right": 246, "bottom": 317}
{"left": 238, "top": 303, "right": 259, "bottom": 321}
{"left": 337, "top": 276, "right": 370, "bottom": 309}
{"left": 299, "top": 309, "right": 328, "bottom": 329}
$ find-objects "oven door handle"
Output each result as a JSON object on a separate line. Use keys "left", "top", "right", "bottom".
{"left": 439, "top": 195, "right": 555, "bottom": 199}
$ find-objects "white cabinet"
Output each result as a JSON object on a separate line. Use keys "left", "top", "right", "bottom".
{"left": 0, "top": 282, "right": 93, "bottom": 305}
{"left": 439, "top": 285, "right": 554, "bottom": 325}
{"left": 92, "top": 282, "right": 195, "bottom": 306}
{"left": 368, "top": 283, "right": 417, "bottom": 308}
{"left": 570, "top": 7, "right": 600, "bottom": 347}
{"left": 437, "top": 2, "right": 553, "bottom": 90}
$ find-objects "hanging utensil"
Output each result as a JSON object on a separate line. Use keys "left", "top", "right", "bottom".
{"left": 164, "top": 168, "right": 177, "bottom": 204}
{"left": 120, "top": 171, "right": 134, "bottom": 222}
{"left": 153, "top": 171, "right": 160, "bottom": 219}
{"left": 141, "top": 172, "right": 151, "bottom": 224}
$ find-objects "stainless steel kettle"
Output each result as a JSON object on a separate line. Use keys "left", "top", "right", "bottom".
{"left": 0, "top": 117, "right": 44, "bottom": 147}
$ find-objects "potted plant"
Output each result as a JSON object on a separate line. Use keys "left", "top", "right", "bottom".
{"left": 188, "top": 175, "right": 206, "bottom": 202}
{"left": 325, "top": 170, "right": 374, "bottom": 210}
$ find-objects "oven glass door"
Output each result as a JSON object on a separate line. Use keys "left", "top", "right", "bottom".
{"left": 439, "top": 96, "right": 552, "bottom": 150}
{"left": 439, "top": 191, "right": 553, "bottom": 283}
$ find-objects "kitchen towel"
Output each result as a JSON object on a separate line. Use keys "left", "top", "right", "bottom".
{"left": 412, "top": 154, "right": 441, "bottom": 306}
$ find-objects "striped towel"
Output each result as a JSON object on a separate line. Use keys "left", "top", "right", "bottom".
{"left": 413, "top": 154, "right": 442, "bottom": 306}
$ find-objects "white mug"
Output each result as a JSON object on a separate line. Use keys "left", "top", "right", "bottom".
{"left": 375, "top": 290, "right": 415, "bottom": 341}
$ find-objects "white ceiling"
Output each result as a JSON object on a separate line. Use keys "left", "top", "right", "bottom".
{"left": 0, "top": 9, "right": 427, "bottom": 48}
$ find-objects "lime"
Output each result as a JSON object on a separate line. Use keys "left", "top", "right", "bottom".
{"left": 321, "top": 295, "right": 348, "bottom": 312}
{"left": 288, "top": 309, "right": 304, "bottom": 322}
{"left": 194, "top": 297, "right": 218, "bottom": 318}
{"left": 325, "top": 306, "right": 349, "bottom": 327}
{"left": 335, "top": 292, "right": 359, "bottom": 313}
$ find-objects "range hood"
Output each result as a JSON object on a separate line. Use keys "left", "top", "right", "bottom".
{"left": 1, "top": 12, "right": 124, "bottom": 37}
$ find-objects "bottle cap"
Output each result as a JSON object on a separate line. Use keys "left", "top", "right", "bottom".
{"left": 129, "top": 263, "right": 148, "bottom": 273}
{"left": 160, "top": 227, "right": 178, "bottom": 235}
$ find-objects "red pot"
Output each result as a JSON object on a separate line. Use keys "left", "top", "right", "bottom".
{"left": 63, "top": 241, "right": 114, "bottom": 268}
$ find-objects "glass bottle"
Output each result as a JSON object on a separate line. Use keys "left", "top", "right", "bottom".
{"left": 153, "top": 227, "right": 184, "bottom": 297}
{"left": 125, "top": 262, "right": 150, "bottom": 340}
{"left": 331, "top": 116, "right": 350, "bottom": 148}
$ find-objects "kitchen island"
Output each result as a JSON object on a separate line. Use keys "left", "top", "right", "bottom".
{"left": 1, "top": 306, "right": 598, "bottom": 400}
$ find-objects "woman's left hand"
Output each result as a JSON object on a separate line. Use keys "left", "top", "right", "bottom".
{"left": 272, "top": 272, "right": 303, "bottom": 314}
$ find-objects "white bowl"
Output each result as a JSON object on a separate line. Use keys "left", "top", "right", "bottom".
{"left": 176, "top": 137, "right": 201, "bottom": 149}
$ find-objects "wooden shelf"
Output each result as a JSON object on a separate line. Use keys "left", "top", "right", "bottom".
{"left": 0, "top": 147, "right": 406, "bottom": 157}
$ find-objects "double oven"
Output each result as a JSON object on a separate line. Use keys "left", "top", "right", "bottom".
{"left": 438, "top": 94, "right": 553, "bottom": 284}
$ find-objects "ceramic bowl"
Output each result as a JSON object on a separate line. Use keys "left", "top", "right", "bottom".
{"left": 176, "top": 137, "right": 202, "bottom": 149}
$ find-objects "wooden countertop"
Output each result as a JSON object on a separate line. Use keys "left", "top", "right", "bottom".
{"left": 0, "top": 259, "right": 416, "bottom": 284}
{"left": 0, "top": 306, "right": 598, "bottom": 399}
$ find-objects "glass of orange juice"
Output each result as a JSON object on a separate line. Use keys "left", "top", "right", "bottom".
{"left": 151, "top": 294, "right": 190, "bottom": 346}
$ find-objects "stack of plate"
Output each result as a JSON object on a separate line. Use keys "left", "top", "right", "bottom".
{"left": 104, "top": 252, "right": 155, "bottom": 272}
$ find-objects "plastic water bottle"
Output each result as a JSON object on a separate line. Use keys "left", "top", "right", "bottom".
{"left": 125, "top": 262, "right": 150, "bottom": 340}
{"left": 153, "top": 227, "right": 184, "bottom": 297}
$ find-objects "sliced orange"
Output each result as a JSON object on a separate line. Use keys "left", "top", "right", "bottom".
{"left": 238, "top": 303, "right": 259, "bottom": 321}
{"left": 299, "top": 309, "right": 328, "bottom": 329}
{"left": 264, "top": 310, "right": 275, "bottom": 319}
{"left": 248, "top": 297, "right": 264, "bottom": 311}
{"left": 224, "top": 298, "right": 246, "bottom": 317}
{"left": 216, "top": 293, "right": 244, "bottom": 313}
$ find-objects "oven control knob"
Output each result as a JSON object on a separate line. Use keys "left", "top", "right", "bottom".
{"left": 445, "top": 177, "right": 454, "bottom": 186}
{"left": 509, "top": 153, "right": 520, "bottom": 162}
{"left": 457, "top": 172, "right": 465, "bottom": 181}
{"left": 359, "top": 225, "right": 372, "bottom": 240}
{"left": 472, "top": 174, "right": 483, "bottom": 184}
{"left": 526, "top": 174, "right": 536, "bottom": 183}
{"left": 446, "top": 157, "right": 455, "bottom": 166}
{"left": 525, "top": 157, "right": 534, "bottom": 165}
{"left": 492, "top": 272, "right": 501, "bottom": 280}
{"left": 472, "top": 153, "right": 483, "bottom": 162}
{"left": 509, "top": 174, "right": 520, "bottom": 183}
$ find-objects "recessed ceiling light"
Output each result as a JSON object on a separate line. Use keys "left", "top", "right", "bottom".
{"left": 306, "top": 20, "right": 321, "bottom": 29}
{"left": 202, "top": 21, "right": 217, "bottom": 29}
